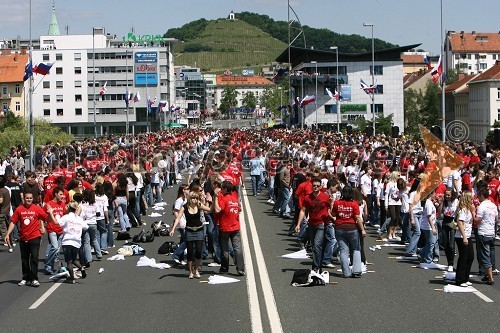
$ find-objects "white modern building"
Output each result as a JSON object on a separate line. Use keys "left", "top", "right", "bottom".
{"left": 277, "top": 45, "right": 419, "bottom": 131}
{"left": 446, "top": 31, "right": 500, "bottom": 75}
{"left": 30, "top": 28, "right": 177, "bottom": 136}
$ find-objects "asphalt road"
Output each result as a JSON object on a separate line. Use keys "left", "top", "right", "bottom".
{"left": 1, "top": 177, "right": 500, "bottom": 333}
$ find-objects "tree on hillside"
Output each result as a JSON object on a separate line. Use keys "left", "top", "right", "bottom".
{"left": 165, "top": 19, "right": 209, "bottom": 41}
{"left": 219, "top": 85, "right": 238, "bottom": 117}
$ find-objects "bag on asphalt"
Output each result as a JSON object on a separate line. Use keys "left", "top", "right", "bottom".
{"left": 151, "top": 221, "right": 170, "bottom": 237}
{"left": 116, "top": 231, "right": 131, "bottom": 241}
{"left": 291, "top": 269, "right": 328, "bottom": 287}
{"left": 143, "top": 230, "right": 155, "bottom": 243}
{"left": 118, "top": 243, "right": 146, "bottom": 256}
{"left": 133, "top": 230, "right": 145, "bottom": 243}
{"left": 158, "top": 241, "right": 176, "bottom": 255}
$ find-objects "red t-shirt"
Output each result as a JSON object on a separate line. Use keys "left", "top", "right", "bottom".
{"left": 217, "top": 192, "right": 241, "bottom": 232}
{"left": 332, "top": 200, "right": 360, "bottom": 227}
{"left": 295, "top": 181, "right": 313, "bottom": 209}
{"left": 44, "top": 200, "right": 66, "bottom": 235}
{"left": 43, "top": 175, "right": 58, "bottom": 202}
{"left": 302, "top": 191, "right": 330, "bottom": 227}
{"left": 11, "top": 204, "right": 49, "bottom": 241}
{"left": 487, "top": 179, "right": 500, "bottom": 206}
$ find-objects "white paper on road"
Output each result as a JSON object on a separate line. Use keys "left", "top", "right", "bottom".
{"left": 207, "top": 275, "right": 240, "bottom": 284}
{"left": 443, "top": 284, "right": 478, "bottom": 293}
{"left": 49, "top": 271, "right": 69, "bottom": 280}
{"left": 153, "top": 206, "right": 164, "bottom": 211}
{"left": 136, "top": 256, "right": 171, "bottom": 269}
{"left": 369, "top": 245, "right": 382, "bottom": 251}
{"left": 280, "top": 249, "right": 309, "bottom": 259}
{"left": 381, "top": 243, "right": 406, "bottom": 248}
{"left": 154, "top": 202, "right": 168, "bottom": 207}
{"left": 420, "top": 263, "right": 448, "bottom": 270}
{"left": 395, "top": 256, "right": 419, "bottom": 261}
{"left": 107, "top": 254, "right": 125, "bottom": 261}
{"left": 442, "top": 272, "right": 477, "bottom": 281}
{"left": 149, "top": 212, "right": 162, "bottom": 217}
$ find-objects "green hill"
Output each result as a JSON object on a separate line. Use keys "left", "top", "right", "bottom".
{"left": 171, "top": 19, "right": 286, "bottom": 73}
{"left": 165, "top": 12, "right": 399, "bottom": 73}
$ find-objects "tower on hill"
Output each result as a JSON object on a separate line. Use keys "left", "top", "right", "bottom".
{"left": 228, "top": 10, "right": 235, "bottom": 21}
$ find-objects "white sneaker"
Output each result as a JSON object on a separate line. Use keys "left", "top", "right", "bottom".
{"left": 30, "top": 280, "right": 40, "bottom": 287}
{"left": 8, "top": 248, "right": 13, "bottom": 253}
{"left": 180, "top": 260, "right": 187, "bottom": 266}
{"left": 447, "top": 266, "right": 454, "bottom": 272}
{"left": 466, "top": 282, "right": 473, "bottom": 286}
{"left": 322, "top": 263, "right": 335, "bottom": 268}
{"left": 18, "top": 280, "right": 28, "bottom": 286}
{"left": 208, "top": 262, "right": 221, "bottom": 267}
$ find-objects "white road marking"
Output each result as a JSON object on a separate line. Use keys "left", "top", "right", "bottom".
{"left": 239, "top": 205, "right": 263, "bottom": 333}
{"left": 474, "top": 291, "right": 494, "bottom": 303}
{"left": 242, "top": 188, "right": 283, "bottom": 333}
{"left": 29, "top": 281, "right": 63, "bottom": 309}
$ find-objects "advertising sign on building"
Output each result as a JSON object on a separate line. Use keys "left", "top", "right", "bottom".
{"left": 340, "top": 84, "right": 351, "bottom": 102}
{"left": 134, "top": 51, "right": 158, "bottom": 86}
{"left": 135, "top": 73, "right": 158, "bottom": 86}
{"left": 242, "top": 69, "right": 254, "bottom": 76}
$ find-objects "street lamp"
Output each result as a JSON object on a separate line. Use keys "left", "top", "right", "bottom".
{"left": 330, "top": 46, "right": 340, "bottom": 133}
{"left": 311, "top": 61, "right": 318, "bottom": 129}
{"left": 278, "top": 87, "right": 283, "bottom": 124}
{"left": 363, "top": 23, "right": 375, "bottom": 136}
{"left": 92, "top": 27, "right": 97, "bottom": 138}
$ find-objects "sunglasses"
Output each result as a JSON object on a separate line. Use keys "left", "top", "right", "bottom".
{"left": 312, "top": 184, "right": 321, "bottom": 188}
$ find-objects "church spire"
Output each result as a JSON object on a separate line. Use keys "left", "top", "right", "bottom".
{"left": 48, "top": 1, "right": 60, "bottom": 36}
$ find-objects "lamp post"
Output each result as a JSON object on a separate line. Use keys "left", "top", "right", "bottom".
{"left": 363, "top": 23, "right": 375, "bottom": 136}
{"left": 278, "top": 87, "right": 283, "bottom": 124}
{"left": 92, "top": 27, "right": 97, "bottom": 138}
{"left": 311, "top": 61, "right": 318, "bottom": 130}
{"left": 440, "top": 0, "right": 446, "bottom": 141}
{"left": 330, "top": 46, "right": 340, "bottom": 133}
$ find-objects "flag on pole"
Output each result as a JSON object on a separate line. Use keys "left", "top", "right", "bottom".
{"left": 133, "top": 91, "right": 141, "bottom": 103}
{"left": 360, "top": 78, "right": 377, "bottom": 94}
{"left": 422, "top": 55, "right": 432, "bottom": 70}
{"left": 33, "top": 62, "right": 54, "bottom": 75}
{"left": 100, "top": 81, "right": 108, "bottom": 95}
{"left": 124, "top": 91, "right": 132, "bottom": 107}
{"left": 158, "top": 100, "right": 167, "bottom": 111}
{"left": 149, "top": 97, "right": 157, "bottom": 106}
{"left": 23, "top": 62, "right": 33, "bottom": 82}
{"left": 430, "top": 55, "right": 443, "bottom": 83}
{"left": 299, "top": 95, "right": 316, "bottom": 108}
{"left": 272, "top": 67, "right": 289, "bottom": 81}
{"left": 326, "top": 87, "right": 341, "bottom": 101}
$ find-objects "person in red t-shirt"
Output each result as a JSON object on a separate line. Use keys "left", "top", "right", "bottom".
{"left": 214, "top": 181, "right": 244, "bottom": 276}
{"left": 4, "top": 192, "right": 53, "bottom": 287}
{"left": 43, "top": 186, "right": 67, "bottom": 274}
{"left": 295, "top": 177, "right": 331, "bottom": 272}
{"left": 331, "top": 186, "right": 366, "bottom": 278}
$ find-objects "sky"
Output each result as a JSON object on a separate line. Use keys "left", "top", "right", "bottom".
{"left": 1, "top": 0, "right": 499, "bottom": 56}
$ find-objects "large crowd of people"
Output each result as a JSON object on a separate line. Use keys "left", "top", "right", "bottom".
{"left": 0, "top": 127, "right": 499, "bottom": 287}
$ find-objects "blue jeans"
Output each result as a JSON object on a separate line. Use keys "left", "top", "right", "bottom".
{"left": 151, "top": 183, "right": 162, "bottom": 203}
{"left": 406, "top": 213, "right": 421, "bottom": 255}
{"left": 297, "top": 218, "right": 308, "bottom": 243}
{"left": 420, "top": 229, "right": 437, "bottom": 264}
{"left": 107, "top": 204, "right": 115, "bottom": 248}
{"left": 172, "top": 229, "right": 186, "bottom": 261}
{"left": 478, "top": 235, "right": 496, "bottom": 269}
{"left": 370, "top": 202, "right": 380, "bottom": 225}
{"left": 251, "top": 174, "right": 261, "bottom": 196}
{"left": 401, "top": 212, "right": 411, "bottom": 243}
{"left": 267, "top": 175, "right": 275, "bottom": 201}
{"left": 322, "top": 223, "right": 337, "bottom": 265}
{"left": 85, "top": 224, "right": 102, "bottom": 260}
{"left": 277, "top": 187, "right": 291, "bottom": 216}
{"left": 144, "top": 185, "right": 154, "bottom": 206}
{"left": 219, "top": 230, "right": 244, "bottom": 272}
{"left": 307, "top": 224, "right": 324, "bottom": 270}
{"left": 116, "top": 197, "right": 130, "bottom": 231}
{"left": 45, "top": 232, "right": 62, "bottom": 271}
{"left": 336, "top": 229, "right": 362, "bottom": 277}
{"left": 97, "top": 218, "right": 108, "bottom": 251}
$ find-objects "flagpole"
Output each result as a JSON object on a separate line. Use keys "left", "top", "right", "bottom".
{"left": 146, "top": 66, "right": 149, "bottom": 133}
{"left": 28, "top": 0, "right": 34, "bottom": 171}
{"left": 92, "top": 28, "right": 97, "bottom": 139}
{"left": 125, "top": 49, "right": 129, "bottom": 137}
{"left": 440, "top": 0, "right": 446, "bottom": 141}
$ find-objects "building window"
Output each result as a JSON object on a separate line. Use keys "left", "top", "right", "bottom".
{"left": 15, "top": 101, "right": 20, "bottom": 111}
{"left": 324, "top": 105, "right": 337, "bottom": 114}
{"left": 56, "top": 53, "right": 63, "bottom": 61}
{"left": 56, "top": 95, "right": 63, "bottom": 102}
{"left": 57, "top": 109, "right": 63, "bottom": 116}
{"left": 56, "top": 67, "right": 63, "bottom": 74}
{"left": 75, "top": 108, "right": 82, "bottom": 115}
{"left": 75, "top": 80, "right": 82, "bottom": 87}
{"left": 43, "top": 109, "right": 50, "bottom": 116}
{"left": 2, "top": 103, "right": 7, "bottom": 112}
{"left": 467, "top": 54, "right": 472, "bottom": 59}
{"left": 480, "top": 63, "right": 487, "bottom": 70}
{"left": 15, "top": 84, "right": 20, "bottom": 94}
{"left": 74, "top": 53, "right": 81, "bottom": 61}
{"left": 75, "top": 94, "right": 82, "bottom": 102}
{"left": 374, "top": 85, "right": 383, "bottom": 94}
{"left": 56, "top": 81, "right": 63, "bottom": 88}
{"left": 43, "top": 54, "right": 49, "bottom": 61}
{"left": 43, "top": 95, "right": 50, "bottom": 102}
{"left": 370, "top": 65, "right": 383, "bottom": 75}
{"left": 2, "top": 85, "right": 7, "bottom": 95}
{"left": 75, "top": 67, "right": 81, "bottom": 74}
{"left": 497, "top": 88, "right": 500, "bottom": 100}
{"left": 370, "top": 104, "right": 384, "bottom": 114}
{"left": 43, "top": 81, "right": 50, "bottom": 89}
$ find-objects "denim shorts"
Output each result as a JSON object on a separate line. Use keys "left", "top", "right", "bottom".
{"left": 63, "top": 245, "right": 79, "bottom": 262}
{"left": 478, "top": 235, "right": 495, "bottom": 269}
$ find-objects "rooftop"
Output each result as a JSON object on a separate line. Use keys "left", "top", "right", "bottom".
{"left": 0, "top": 52, "right": 29, "bottom": 83}
{"left": 444, "top": 74, "right": 478, "bottom": 93}
{"left": 469, "top": 61, "right": 500, "bottom": 83}
{"left": 448, "top": 32, "right": 500, "bottom": 53}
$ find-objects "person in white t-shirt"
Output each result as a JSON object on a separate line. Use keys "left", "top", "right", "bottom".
{"left": 56, "top": 201, "right": 89, "bottom": 283}
{"left": 473, "top": 187, "right": 498, "bottom": 285}
{"left": 454, "top": 191, "right": 475, "bottom": 287}
{"left": 419, "top": 191, "right": 438, "bottom": 264}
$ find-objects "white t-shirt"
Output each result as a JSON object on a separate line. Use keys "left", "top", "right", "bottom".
{"left": 174, "top": 197, "right": 187, "bottom": 229}
{"left": 95, "top": 194, "right": 109, "bottom": 220}
{"left": 476, "top": 199, "right": 498, "bottom": 236}
{"left": 80, "top": 203, "right": 97, "bottom": 225}
{"left": 409, "top": 192, "right": 423, "bottom": 214}
{"left": 455, "top": 208, "right": 473, "bottom": 239}
{"left": 58, "top": 212, "right": 88, "bottom": 248}
{"left": 420, "top": 199, "right": 436, "bottom": 231}
{"left": 360, "top": 174, "right": 372, "bottom": 197}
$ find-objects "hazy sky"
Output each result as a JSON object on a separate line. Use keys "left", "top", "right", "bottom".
{"left": 1, "top": 0, "right": 498, "bottom": 55}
